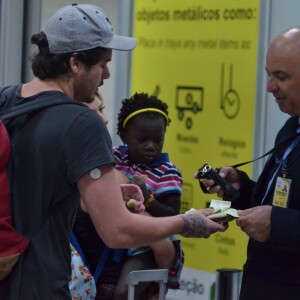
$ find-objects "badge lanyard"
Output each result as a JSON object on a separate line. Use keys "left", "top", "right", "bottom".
{"left": 231, "top": 133, "right": 300, "bottom": 170}
{"left": 260, "top": 134, "right": 300, "bottom": 205}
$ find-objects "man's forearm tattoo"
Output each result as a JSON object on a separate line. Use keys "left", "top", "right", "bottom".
{"left": 179, "top": 214, "right": 208, "bottom": 238}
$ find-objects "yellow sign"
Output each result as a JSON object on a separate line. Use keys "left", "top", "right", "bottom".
{"left": 132, "top": 0, "right": 259, "bottom": 283}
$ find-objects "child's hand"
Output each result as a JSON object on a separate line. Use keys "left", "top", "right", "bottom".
{"left": 129, "top": 175, "right": 150, "bottom": 203}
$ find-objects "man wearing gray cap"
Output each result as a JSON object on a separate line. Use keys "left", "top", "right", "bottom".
{"left": 0, "top": 4, "right": 226, "bottom": 299}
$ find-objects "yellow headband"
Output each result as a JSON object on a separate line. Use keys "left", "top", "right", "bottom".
{"left": 123, "top": 108, "right": 169, "bottom": 128}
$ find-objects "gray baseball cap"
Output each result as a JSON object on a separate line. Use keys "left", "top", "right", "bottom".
{"left": 43, "top": 3, "right": 137, "bottom": 54}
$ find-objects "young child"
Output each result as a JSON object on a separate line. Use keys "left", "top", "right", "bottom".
{"left": 113, "top": 92, "right": 184, "bottom": 300}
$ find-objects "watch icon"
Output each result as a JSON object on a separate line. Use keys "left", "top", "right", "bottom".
{"left": 223, "top": 89, "right": 240, "bottom": 119}
{"left": 220, "top": 64, "right": 240, "bottom": 119}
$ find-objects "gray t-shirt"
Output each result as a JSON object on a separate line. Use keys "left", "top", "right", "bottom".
{"left": 0, "top": 90, "right": 115, "bottom": 299}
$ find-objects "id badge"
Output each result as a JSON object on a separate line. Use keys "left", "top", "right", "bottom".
{"left": 272, "top": 176, "right": 291, "bottom": 208}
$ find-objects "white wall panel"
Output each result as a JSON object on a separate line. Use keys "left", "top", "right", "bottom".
{"left": 253, "top": 0, "right": 300, "bottom": 179}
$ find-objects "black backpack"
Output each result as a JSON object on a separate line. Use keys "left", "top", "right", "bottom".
{"left": 0, "top": 84, "right": 83, "bottom": 281}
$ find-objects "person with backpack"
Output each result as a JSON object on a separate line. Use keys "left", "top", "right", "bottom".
{"left": 0, "top": 4, "right": 226, "bottom": 300}
{"left": 70, "top": 91, "right": 128, "bottom": 300}
{"left": 69, "top": 91, "right": 110, "bottom": 300}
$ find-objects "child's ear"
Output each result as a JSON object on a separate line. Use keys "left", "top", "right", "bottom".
{"left": 120, "top": 131, "right": 126, "bottom": 144}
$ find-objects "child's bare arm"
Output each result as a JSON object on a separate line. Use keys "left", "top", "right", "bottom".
{"left": 147, "top": 194, "right": 181, "bottom": 217}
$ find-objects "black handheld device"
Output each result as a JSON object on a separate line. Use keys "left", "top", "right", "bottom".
{"left": 197, "top": 164, "right": 240, "bottom": 201}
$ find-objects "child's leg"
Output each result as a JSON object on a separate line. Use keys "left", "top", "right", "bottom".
{"left": 150, "top": 237, "right": 176, "bottom": 271}
{"left": 96, "top": 261, "right": 123, "bottom": 300}
{"left": 140, "top": 211, "right": 176, "bottom": 271}
{"left": 114, "top": 251, "right": 157, "bottom": 300}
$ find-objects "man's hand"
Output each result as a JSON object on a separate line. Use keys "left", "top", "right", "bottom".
{"left": 194, "top": 166, "right": 240, "bottom": 198}
{"left": 236, "top": 205, "right": 272, "bottom": 242}
{"left": 180, "top": 208, "right": 228, "bottom": 238}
